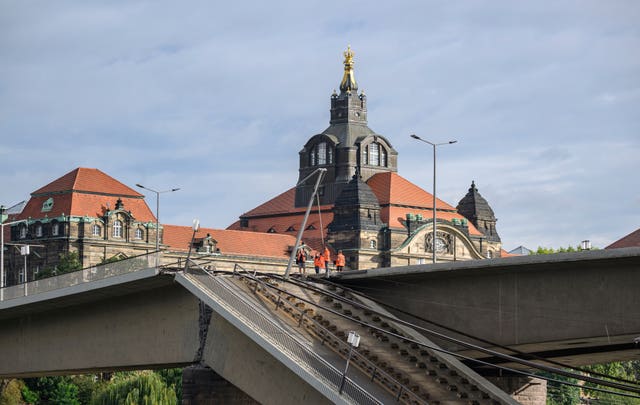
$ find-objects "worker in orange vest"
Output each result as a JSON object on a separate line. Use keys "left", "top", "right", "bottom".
{"left": 313, "top": 253, "right": 325, "bottom": 275}
{"left": 323, "top": 246, "right": 331, "bottom": 276}
{"left": 335, "top": 250, "right": 346, "bottom": 272}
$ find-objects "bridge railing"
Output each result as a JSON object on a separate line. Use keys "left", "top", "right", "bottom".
{"left": 229, "top": 265, "right": 427, "bottom": 404}
{"left": 1, "top": 253, "right": 160, "bottom": 301}
{"left": 182, "top": 264, "right": 383, "bottom": 405}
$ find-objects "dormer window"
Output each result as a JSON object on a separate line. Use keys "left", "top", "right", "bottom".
{"left": 310, "top": 142, "right": 333, "bottom": 166}
{"left": 41, "top": 197, "right": 54, "bottom": 212}
{"left": 92, "top": 224, "right": 101, "bottom": 236}
{"left": 364, "top": 142, "right": 387, "bottom": 167}
{"left": 113, "top": 220, "right": 123, "bottom": 238}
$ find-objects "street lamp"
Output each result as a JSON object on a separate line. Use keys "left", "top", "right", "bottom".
{"left": 410, "top": 134, "right": 457, "bottom": 264}
{"left": 339, "top": 331, "right": 360, "bottom": 394}
{"left": 135, "top": 184, "right": 180, "bottom": 266}
{"left": 1, "top": 218, "right": 27, "bottom": 300}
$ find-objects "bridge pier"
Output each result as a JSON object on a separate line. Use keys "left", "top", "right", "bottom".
{"left": 182, "top": 365, "right": 259, "bottom": 405}
{"left": 486, "top": 375, "right": 547, "bottom": 405}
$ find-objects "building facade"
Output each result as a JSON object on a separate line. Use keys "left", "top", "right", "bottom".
{"left": 2, "top": 168, "right": 160, "bottom": 285}
{"left": 229, "top": 47, "right": 504, "bottom": 269}
{"left": 1, "top": 168, "right": 298, "bottom": 286}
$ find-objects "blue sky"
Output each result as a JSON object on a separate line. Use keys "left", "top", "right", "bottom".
{"left": 1, "top": 1, "right": 639, "bottom": 250}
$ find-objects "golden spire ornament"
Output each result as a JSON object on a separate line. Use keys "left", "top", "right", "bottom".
{"left": 340, "top": 45, "right": 358, "bottom": 92}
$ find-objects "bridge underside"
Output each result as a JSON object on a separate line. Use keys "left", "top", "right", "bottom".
{"left": 0, "top": 272, "right": 336, "bottom": 404}
{"left": 334, "top": 247, "right": 640, "bottom": 369}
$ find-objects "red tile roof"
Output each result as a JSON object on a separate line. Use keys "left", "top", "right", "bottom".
{"left": 15, "top": 168, "right": 156, "bottom": 222}
{"left": 163, "top": 224, "right": 296, "bottom": 258}
{"left": 367, "top": 172, "right": 457, "bottom": 210}
{"left": 227, "top": 212, "right": 333, "bottom": 252}
{"left": 32, "top": 168, "right": 142, "bottom": 197}
{"left": 606, "top": 228, "right": 640, "bottom": 249}
{"left": 242, "top": 187, "right": 333, "bottom": 217}
{"left": 230, "top": 171, "right": 481, "bottom": 242}
{"left": 500, "top": 248, "right": 518, "bottom": 257}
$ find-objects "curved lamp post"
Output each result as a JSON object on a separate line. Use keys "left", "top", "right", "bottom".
{"left": 136, "top": 184, "right": 180, "bottom": 266}
{"left": 410, "top": 134, "right": 457, "bottom": 263}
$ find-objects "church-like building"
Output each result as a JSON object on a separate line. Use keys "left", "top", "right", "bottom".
{"left": 228, "top": 47, "right": 503, "bottom": 269}
{"left": 1, "top": 48, "right": 505, "bottom": 285}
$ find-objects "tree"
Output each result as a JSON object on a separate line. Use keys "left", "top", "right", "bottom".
{"left": 530, "top": 245, "right": 597, "bottom": 255}
{"left": 36, "top": 252, "right": 82, "bottom": 280}
{"left": 583, "top": 361, "right": 640, "bottom": 405}
{"left": 537, "top": 371, "right": 580, "bottom": 405}
{"left": 0, "top": 379, "right": 28, "bottom": 405}
{"left": 23, "top": 376, "right": 80, "bottom": 404}
{"left": 154, "top": 369, "right": 182, "bottom": 403}
{"left": 90, "top": 371, "right": 177, "bottom": 405}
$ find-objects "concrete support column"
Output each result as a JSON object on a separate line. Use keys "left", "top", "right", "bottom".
{"left": 487, "top": 375, "right": 547, "bottom": 405}
{"left": 182, "top": 365, "right": 259, "bottom": 405}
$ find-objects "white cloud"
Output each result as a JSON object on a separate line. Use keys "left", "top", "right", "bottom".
{"left": 1, "top": 1, "right": 639, "bottom": 251}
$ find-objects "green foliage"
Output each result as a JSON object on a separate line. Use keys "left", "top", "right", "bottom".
{"left": 7, "top": 370, "right": 181, "bottom": 405}
{"left": 71, "top": 375, "right": 104, "bottom": 405}
{"left": 154, "top": 369, "right": 182, "bottom": 403}
{"left": 90, "top": 371, "right": 177, "bottom": 405}
{"left": 36, "top": 252, "right": 83, "bottom": 280}
{"left": 531, "top": 245, "right": 598, "bottom": 255}
{"left": 50, "top": 381, "right": 80, "bottom": 405}
{"left": 538, "top": 371, "right": 580, "bottom": 405}
{"left": 24, "top": 376, "right": 80, "bottom": 404}
{"left": 583, "top": 361, "right": 640, "bottom": 404}
{"left": 20, "top": 385, "right": 38, "bottom": 404}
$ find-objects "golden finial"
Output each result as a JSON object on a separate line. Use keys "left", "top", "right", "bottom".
{"left": 340, "top": 45, "right": 358, "bottom": 92}
{"left": 343, "top": 45, "right": 355, "bottom": 66}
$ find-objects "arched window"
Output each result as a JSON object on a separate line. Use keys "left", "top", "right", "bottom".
{"left": 35, "top": 224, "right": 43, "bottom": 237}
{"left": 363, "top": 142, "right": 387, "bottom": 167}
{"left": 113, "top": 220, "right": 123, "bottom": 238}
{"left": 369, "top": 143, "right": 379, "bottom": 165}
{"left": 92, "top": 224, "right": 101, "bottom": 236}
{"left": 310, "top": 142, "right": 332, "bottom": 166}
{"left": 135, "top": 228, "right": 143, "bottom": 239}
{"left": 19, "top": 226, "right": 27, "bottom": 239}
{"left": 52, "top": 222, "right": 59, "bottom": 236}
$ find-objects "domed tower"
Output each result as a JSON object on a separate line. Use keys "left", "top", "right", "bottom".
{"left": 295, "top": 46, "right": 398, "bottom": 207}
{"left": 328, "top": 174, "right": 383, "bottom": 270}
{"left": 457, "top": 181, "right": 501, "bottom": 243}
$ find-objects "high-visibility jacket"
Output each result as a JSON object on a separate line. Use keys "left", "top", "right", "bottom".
{"left": 313, "top": 255, "right": 325, "bottom": 268}
{"left": 335, "top": 253, "right": 346, "bottom": 267}
{"left": 323, "top": 247, "right": 331, "bottom": 263}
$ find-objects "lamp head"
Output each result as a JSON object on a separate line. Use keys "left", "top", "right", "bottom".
{"left": 449, "top": 140, "right": 458, "bottom": 144}
{"left": 136, "top": 183, "right": 144, "bottom": 188}
{"left": 410, "top": 134, "right": 420, "bottom": 140}
{"left": 171, "top": 188, "right": 181, "bottom": 192}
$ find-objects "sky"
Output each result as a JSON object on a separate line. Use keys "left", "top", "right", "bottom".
{"left": 1, "top": 1, "right": 639, "bottom": 251}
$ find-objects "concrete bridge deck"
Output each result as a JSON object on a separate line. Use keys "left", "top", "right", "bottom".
{"left": 1, "top": 248, "right": 639, "bottom": 403}
{"left": 332, "top": 247, "right": 640, "bottom": 369}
